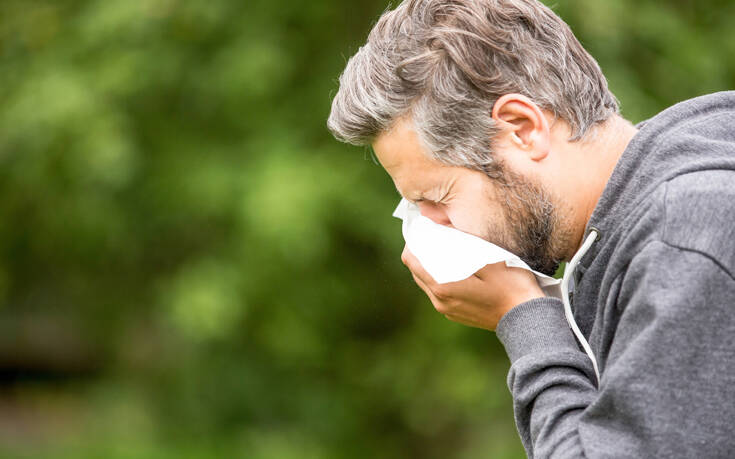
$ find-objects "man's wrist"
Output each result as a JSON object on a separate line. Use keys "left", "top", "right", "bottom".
{"left": 505, "top": 287, "right": 546, "bottom": 317}
{"left": 496, "top": 297, "right": 578, "bottom": 363}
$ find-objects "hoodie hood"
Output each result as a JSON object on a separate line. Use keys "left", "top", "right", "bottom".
{"left": 580, "top": 91, "right": 735, "bottom": 276}
{"left": 568, "top": 91, "right": 735, "bottom": 338}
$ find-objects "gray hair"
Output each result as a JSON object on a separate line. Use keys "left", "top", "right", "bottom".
{"left": 327, "top": 0, "right": 619, "bottom": 174}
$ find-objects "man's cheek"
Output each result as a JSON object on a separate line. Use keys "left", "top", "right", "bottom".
{"left": 445, "top": 208, "right": 470, "bottom": 232}
{"left": 448, "top": 211, "right": 487, "bottom": 241}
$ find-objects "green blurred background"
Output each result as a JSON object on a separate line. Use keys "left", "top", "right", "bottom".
{"left": 0, "top": 0, "right": 732, "bottom": 457}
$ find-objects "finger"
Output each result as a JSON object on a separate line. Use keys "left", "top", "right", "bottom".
{"left": 409, "top": 270, "right": 455, "bottom": 315}
{"left": 443, "top": 312, "right": 472, "bottom": 326}
{"left": 401, "top": 246, "right": 437, "bottom": 288}
{"left": 473, "top": 263, "right": 542, "bottom": 299}
{"left": 408, "top": 268, "right": 435, "bottom": 299}
{"left": 471, "top": 261, "right": 505, "bottom": 281}
{"left": 399, "top": 247, "right": 436, "bottom": 297}
{"left": 411, "top": 271, "right": 435, "bottom": 300}
{"left": 402, "top": 247, "right": 488, "bottom": 302}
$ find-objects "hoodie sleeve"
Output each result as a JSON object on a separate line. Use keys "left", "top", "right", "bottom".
{"left": 495, "top": 240, "right": 735, "bottom": 458}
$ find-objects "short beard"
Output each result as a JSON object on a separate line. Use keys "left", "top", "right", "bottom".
{"left": 482, "top": 161, "right": 567, "bottom": 276}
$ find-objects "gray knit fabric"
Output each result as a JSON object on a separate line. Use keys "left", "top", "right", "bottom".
{"left": 496, "top": 91, "right": 735, "bottom": 458}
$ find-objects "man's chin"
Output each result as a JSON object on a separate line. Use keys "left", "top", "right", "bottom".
{"left": 525, "top": 258, "right": 561, "bottom": 277}
{"left": 541, "top": 262, "right": 562, "bottom": 277}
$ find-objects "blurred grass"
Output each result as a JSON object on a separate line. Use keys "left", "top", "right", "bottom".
{"left": 0, "top": 0, "right": 732, "bottom": 457}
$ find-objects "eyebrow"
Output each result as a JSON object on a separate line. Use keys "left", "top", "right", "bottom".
{"left": 395, "top": 185, "right": 432, "bottom": 204}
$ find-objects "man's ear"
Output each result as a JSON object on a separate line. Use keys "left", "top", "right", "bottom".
{"left": 491, "top": 94, "right": 551, "bottom": 161}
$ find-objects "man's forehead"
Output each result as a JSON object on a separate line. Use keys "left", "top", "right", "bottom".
{"left": 373, "top": 123, "right": 437, "bottom": 200}
{"left": 373, "top": 119, "right": 439, "bottom": 173}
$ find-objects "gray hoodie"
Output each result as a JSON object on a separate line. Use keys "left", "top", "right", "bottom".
{"left": 496, "top": 91, "right": 735, "bottom": 458}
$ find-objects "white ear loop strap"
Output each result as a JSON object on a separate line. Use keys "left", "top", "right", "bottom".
{"left": 561, "top": 229, "right": 600, "bottom": 385}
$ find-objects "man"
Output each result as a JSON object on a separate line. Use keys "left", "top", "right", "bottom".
{"left": 327, "top": 0, "right": 735, "bottom": 457}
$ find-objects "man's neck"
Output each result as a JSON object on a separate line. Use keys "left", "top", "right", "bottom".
{"left": 566, "top": 115, "right": 639, "bottom": 257}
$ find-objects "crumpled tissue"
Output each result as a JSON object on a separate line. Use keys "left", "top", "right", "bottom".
{"left": 392, "top": 198, "right": 562, "bottom": 300}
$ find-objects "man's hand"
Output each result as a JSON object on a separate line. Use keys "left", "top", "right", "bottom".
{"left": 401, "top": 246, "right": 546, "bottom": 331}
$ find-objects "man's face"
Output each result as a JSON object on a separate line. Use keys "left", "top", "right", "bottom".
{"left": 373, "top": 117, "right": 570, "bottom": 276}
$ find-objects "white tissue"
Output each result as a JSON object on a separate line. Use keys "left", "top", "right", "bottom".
{"left": 392, "top": 198, "right": 563, "bottom": 300}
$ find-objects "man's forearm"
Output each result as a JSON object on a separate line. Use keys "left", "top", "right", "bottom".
{"left": 497, "top": 298, "right": 597, "bottom": 458}
{"left": 496, "top": 241, "right": 735, "bottom": 458}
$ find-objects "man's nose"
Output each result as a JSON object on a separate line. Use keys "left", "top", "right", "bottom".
{"left": 418, "top": 202, "right": 452, "bottom": 227}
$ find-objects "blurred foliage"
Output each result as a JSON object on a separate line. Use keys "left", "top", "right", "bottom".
{"left": 0, "top": 0, "right": 732, "bottom": 457}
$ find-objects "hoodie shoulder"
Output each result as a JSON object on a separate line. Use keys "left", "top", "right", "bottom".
{"left": 662, "top": 170, "right": 735, "bottom": 278}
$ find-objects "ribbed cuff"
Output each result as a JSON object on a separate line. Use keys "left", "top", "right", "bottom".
{"left": 495, "top": 297, "right": 580, "bottom": 363}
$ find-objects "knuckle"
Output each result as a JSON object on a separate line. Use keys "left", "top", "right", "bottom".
{"left": 431, "top": 284, "right": 450, "bottom": 301}
{"left": 400, "top": 248, "right": 409, "bottom": 266}
{"left": 433, "top": 302, "right": 450, "bottom": 315}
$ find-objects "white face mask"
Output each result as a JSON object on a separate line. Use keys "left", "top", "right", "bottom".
{"left": 392, "top": 198, "right": 563, "bottom": 299}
